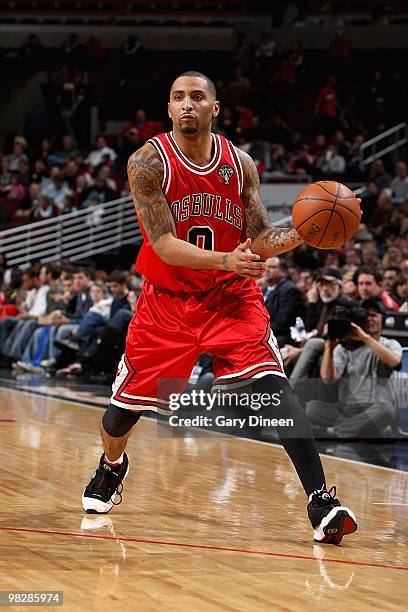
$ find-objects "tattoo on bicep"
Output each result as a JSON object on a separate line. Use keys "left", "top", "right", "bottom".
{"left": 127, "top": 147, "right": 175, "bottom": 246}
{"left": 240, "top": 154, "right": 269, "bottom": 240}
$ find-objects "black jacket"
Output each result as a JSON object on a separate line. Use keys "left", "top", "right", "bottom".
{"left": 64, "top": 290, "right": 93, "bottom": 323}
{"left": 306, "top": 294, "right": 353, "bottom": 335}
{"left": 263, "top": 278, "right": 307, "bottom": 341}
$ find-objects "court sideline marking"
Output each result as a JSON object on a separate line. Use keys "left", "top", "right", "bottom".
{"left": 0, "top": 526, "right": 407, "bottom": 573}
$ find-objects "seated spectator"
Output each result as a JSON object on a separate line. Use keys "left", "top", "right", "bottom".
{"left": 368, "top": 159, "right": 391, "bottom": 190}
{"left": 30, "top": 159, "right": 47, "bottom": 185}
{"left": 262, "top": 257, "right": 307, "bottom": 345}
{"left": 85, "top": 136, "right": 116, "bottom": 169}
{"left": 8, "top": 176, "right": 26, "bottom": 201}
{"left": 354, "top": 266, "right": 399, "bottom": 311}
{"left": 382, "top": 266, "right": 400, "bottom": 294}
{"left": 0, "top": 157, "right": 12, "bottom": 196}
{"left": 307, "top": 299, "right": 402, "bottom": 438}
{"left": 55, "top": 281, "right": 111, "bottom": 353}
{"left": 48, "top": 135, "right": 79, "bottom": 167}
{"left": 81, "top": 177, "right": 117, "bottom": 208}
{"left": 287, "top": 145, "right": 315, "bottom": 176}
{"left": 8, "top": 142, "right": 28, "bottom": 173}
{"left": 389, "top": 161, "right": 408, "bottom": 204}
{"left": 0, "top": 268, "right": 49, "bottom": 366}
{"left": 342, "top": 248, "right": 361, "bottom": 275}
{"left": 318, "top": 144, "right": 346, "bottom": 178}
{"left": 287, "top": 267, "right": 352, "bottom": 381}
{"left": 122, "top": 109, "right": 162, "bottom": 146}
{"left": 29, "top": 196, "right": 54, "bottom": 222}
{"left": 392, "top": 274, "right": 408, "bottom": 309}
{"left": 40, "top": 167, "right": 72, "bottom": 211}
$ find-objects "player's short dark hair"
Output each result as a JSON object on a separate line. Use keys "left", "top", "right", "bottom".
{"left": 172, "top": 71, "right": 217, "bottom": 99}
{"left": 353, "top": 266, "right": 383, "bottom": 284}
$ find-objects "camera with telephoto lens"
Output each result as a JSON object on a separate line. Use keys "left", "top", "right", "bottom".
{"left": 326, "top": 304, "right": 368, "bottom": 349}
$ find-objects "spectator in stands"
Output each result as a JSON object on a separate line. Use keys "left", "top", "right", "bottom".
{"left": 389, "top": 161, "right": 408, "bottom": 204}
{"left": 122, "top": 34, "right": 142, "bottom": 60}
{"left": 29, "top": 196, "right": 54, "bottom": 222}
{"left": 123, "top": 109, "right": 162, "bottom": 146}
{"left": 48, "top": 135, "right": 79, "bottom": 167}
{"left": 42, "top": 268, "right": 93, "bottom": 368}
{"left": 20, "top": 34, "right": 43, "bottom": 58}
{"left": 61, "top": 33, "right": 83, "bottom": 64}
{"left": 255, "top": 32, "right": 276, "bottom": 62}
{"left": 8, "top": 176, "right": 26, "bottom": 201}
{"left": 392, "top": 274, "right": 408, "bottom": 309}
{"left": 81, "top": 177, "right": 116, "bottom": 208}
{"left": 382, "top": 266, "right": 400, "bottom": 294}
{"left": 287, "top": 145, "right": 315, "bottom": 176}
{"left": 318, "top": 144, "right": 346, "bottom": 178}
{"left": 40, "top": 168, "right": 72, "bottom": 211}
{"left": 314, "top": 76, "right": 338, "bottom": 134}
{"left": 308, "top": 299, "right": 402, "bottom": 438}
{"left": 85, "top": 136, "right": 116, "bottom": 169}
{"left": 8, "top": 142, "right": 28, "bottom": 173}
{"left": 354, "top": 266, "right": 399, "bottom": 311}
{"left": 0, "top": 157, "right": 12, "bottom": 196}
{"left": 361, "top": 244, "right": 379, "bottom": 268}
{"left": 30, "top": 159, "right": 47, "bottom": 185}
{"left": 0, "top": 268, "right": 49, "bottom": 366}
{"left": 287, "top": 267, "right": 351, "bottom": 381}
{"left": 262, "top": 257, "right": 307, "bottom": 345}
{"left": 368, "top": 159, "right": 391, "bottom": 190}
{"left": 85, "top": 36, "right": 106, "bottom": 68}
{"left": 234, "top": 32, "right": 252, "bottom": 73}
{"left": 342, "top": 248, "right": 361, "bottom": 275}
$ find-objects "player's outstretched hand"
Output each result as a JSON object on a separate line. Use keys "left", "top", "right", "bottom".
{"left": 224, "top": 238, "right": 267, "bottom": 279}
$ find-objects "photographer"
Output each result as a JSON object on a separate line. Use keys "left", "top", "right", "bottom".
{"left": 287, "top": 267, "right": 351, "bottom": 381}
{"left": 307, "top": 299, "right": 402, "bottom": 438}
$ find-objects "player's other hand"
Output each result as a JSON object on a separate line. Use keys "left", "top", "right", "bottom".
{"left": 224, "top": 238, "right": 267, "bottom": 279}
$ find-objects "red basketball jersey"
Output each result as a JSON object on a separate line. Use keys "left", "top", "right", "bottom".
{"left": 135, "top": 131, "right": 246, "bottom": 293}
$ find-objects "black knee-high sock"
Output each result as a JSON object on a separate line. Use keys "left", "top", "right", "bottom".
{"left": 252, "top": 376, "right": 326, "bottom": 496}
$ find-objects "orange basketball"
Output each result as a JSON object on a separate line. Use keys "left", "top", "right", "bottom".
{"left": 292, "top": 181, "right": 361, "bottom": 249}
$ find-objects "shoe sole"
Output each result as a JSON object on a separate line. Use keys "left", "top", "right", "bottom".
{"left": 314, "top": 507, "right": 357, "bottom": 544}
{"left": 82, "top": 463, "right": 130, "bottom": 514}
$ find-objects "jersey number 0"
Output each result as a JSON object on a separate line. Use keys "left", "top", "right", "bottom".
{"left": 187, "top": 226, "right": 214, "bottom": 251}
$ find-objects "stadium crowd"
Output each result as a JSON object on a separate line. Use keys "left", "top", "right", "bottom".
{"left": 0, "top": 29, "right": 407, "bottom": 439}
{"left": 0, "top": 222, "right": 407, "bottom": 437}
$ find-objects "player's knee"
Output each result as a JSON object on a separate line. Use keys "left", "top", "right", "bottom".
{"left": 102, "top": 403, "right": 142, "bottom": 437}
{"left": 252, "top": 376, "right": 303, "bottom": 418}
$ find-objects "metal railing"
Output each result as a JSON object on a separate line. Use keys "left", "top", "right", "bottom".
{"left": 360, "top": 122, "right": 408, "bottom": 166}
{"left": 0, "top": 183, "right": 369, "bottom": 268}
{"left": 0, "top": 195, "right": 140, "bottom": 268}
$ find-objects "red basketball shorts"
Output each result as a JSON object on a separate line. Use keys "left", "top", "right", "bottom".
{"left": 111, "top": 278, "right": 286, "bottom": 414}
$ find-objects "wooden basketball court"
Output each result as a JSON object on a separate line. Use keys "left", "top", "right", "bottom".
{"left": 1, "top": 387, "right": 407, "bottom": 611}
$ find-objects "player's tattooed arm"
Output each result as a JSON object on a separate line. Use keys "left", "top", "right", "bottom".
{"left": 127, "top": 143, "right": 176, "bottom": 248}
{"left": 128, "top": 144, "right": 265, "bottom": 277}
{"left": 238, "top": 149, "right": 304, "bottom": 258}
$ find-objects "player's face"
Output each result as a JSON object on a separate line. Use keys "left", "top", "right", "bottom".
{"left": 168, "top": 77, "right": 219, "bottom": 135}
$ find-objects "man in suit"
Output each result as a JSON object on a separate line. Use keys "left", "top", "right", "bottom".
{"left": 262, "top": 256, "right": 307, "bottom": 345}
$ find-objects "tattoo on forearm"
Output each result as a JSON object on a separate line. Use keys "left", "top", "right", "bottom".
{"left": 127, "top": 145, "right": 175, "bottom": 246}
{"left": 222, "top": 254, "right": 229, "bottom": 270}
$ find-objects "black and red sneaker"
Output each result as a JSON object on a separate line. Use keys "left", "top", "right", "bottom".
{"left": 82, "top": 453, "right": 129, "bottom": 514}
{"left": 308, "top": 486, "right": 357, "bottom": 544}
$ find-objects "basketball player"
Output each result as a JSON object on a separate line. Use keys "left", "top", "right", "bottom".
{"left": 83, "top": 72, "right": 357, "bottom": 544}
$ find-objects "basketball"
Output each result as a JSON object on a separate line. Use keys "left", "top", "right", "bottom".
{"left": 292, "top": 181, "right": 361, "bottom": 249}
